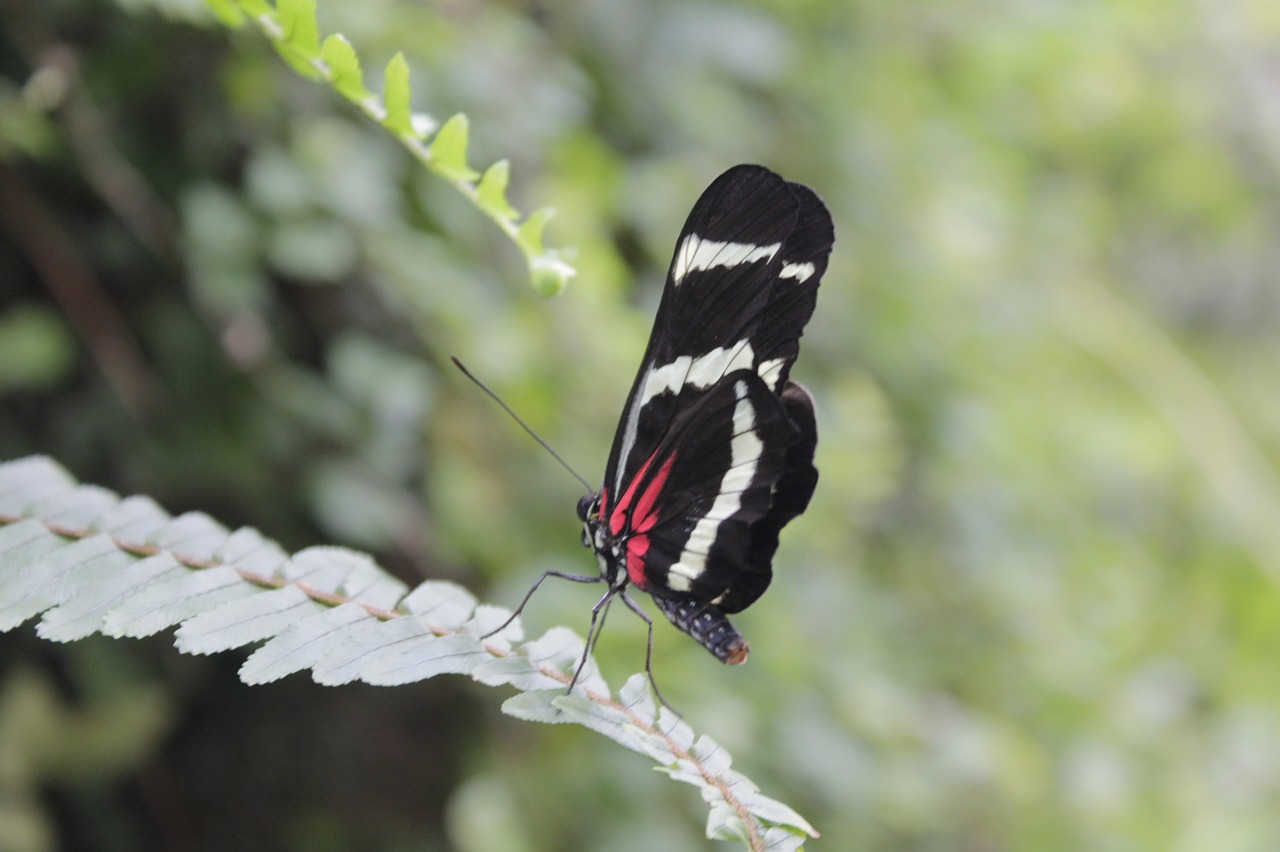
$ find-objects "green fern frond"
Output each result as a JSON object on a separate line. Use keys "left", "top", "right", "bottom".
{"left": 0, "top": 456, "right": 816, "bottom": 851}
{"left": 211, "top": 0, "right": 575, "bottom": 296}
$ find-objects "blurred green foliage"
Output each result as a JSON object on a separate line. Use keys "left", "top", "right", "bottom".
{"left": 2, "top": 0, "right": 1280, "bottom": 849}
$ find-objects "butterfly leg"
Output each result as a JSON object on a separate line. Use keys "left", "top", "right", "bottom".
{"left": 567, "top": 580, "right": 626, "bottom": 693}
{"left": 482, "top": 569, "right": 603, "bottom": 640}
{"left": 584, "top": 595, "right": 615, "bottom": 659}
{"left": 619, "top": 591, "right": 682, "bottom": 718}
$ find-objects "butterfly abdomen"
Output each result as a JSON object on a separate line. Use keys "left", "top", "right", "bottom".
{"left": 652, "top": 595, "right": 750, "bottom": 665}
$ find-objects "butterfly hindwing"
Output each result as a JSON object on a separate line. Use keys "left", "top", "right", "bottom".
{"left": 636, "top": 370, "right": 802, "bottom": 605}
{"left": 730, "top": 379, "right": 819, "bottom": 612}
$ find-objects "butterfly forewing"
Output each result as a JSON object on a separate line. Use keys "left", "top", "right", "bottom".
{"left": 753, "top": 183, "right": 833, "bottom": 392}
{"left": 605, "top": 167, "right": 803, "bottom": 499}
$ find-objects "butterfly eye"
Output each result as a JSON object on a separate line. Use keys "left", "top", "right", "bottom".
{"left": 576, "top": 493, "right": 596, "bottom": 522}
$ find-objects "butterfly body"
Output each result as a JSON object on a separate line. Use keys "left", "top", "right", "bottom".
{"left": 576, "top": 164, "right": 834, "bottom": 666}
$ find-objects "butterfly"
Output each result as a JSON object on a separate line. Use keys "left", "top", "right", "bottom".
{"left": 489, "top": 165, "right": 833, "bottom": 697}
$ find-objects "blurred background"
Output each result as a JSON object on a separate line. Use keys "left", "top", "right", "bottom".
{"left": 2, "top": 0, "right": 1280, "bottom": 849}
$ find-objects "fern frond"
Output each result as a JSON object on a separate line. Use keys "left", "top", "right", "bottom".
{"left": 210, "top": 0, "right": 576, "bottom": 296}
{"left": 0, "top": 456, "right": 816, "bottom": 850}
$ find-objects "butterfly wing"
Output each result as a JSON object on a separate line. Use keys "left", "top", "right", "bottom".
{"left": 603, "top": 166, "right": 817, "bottom": 500}
{"left": 597, "top": 165, "right": 833, "bottom": 621}
{"left": 619, "top": 370, "right": 801, "bottom": 598}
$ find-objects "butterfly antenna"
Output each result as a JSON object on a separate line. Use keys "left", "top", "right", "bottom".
{"left": 451, "top": 356, "right": 593, "bottom": 493}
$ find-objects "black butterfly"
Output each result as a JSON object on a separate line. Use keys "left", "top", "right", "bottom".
{"left": 491, "top": 165, "right": 833, "bottom": 696}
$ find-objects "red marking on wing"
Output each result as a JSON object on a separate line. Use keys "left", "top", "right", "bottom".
{"left": 607, "top": 453, "right": 676, "bottom": 589}
{"left": 608, "top": 462, "right": 643, "bottom": 537}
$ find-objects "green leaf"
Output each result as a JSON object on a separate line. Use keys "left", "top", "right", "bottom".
{"left": 516, "top": 208, "right": 576, "bottom": 295}
{"left": 529, "top": 254, "right": 574, "bottom": 297}
{"left": 218, "top": 3, "right": 577, "bottom": 291}
{"left": 476, "top": 160, "right": 519, "bottom": 221}
{"left": 321, "top": 34, "right": 369, "bottom": 102}
{"left": 514, "top": 207, "right": 555, "bottom": 257}
{"left": 428, "top": 113, "right": 480, "bottom": 182}
{"left": 277, "top": 0, "right": 320, "bottom": 56}
{"left": 382, "top": 52, "right": 413, "bottom": 136}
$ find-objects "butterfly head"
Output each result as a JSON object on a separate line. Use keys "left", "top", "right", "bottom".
{"left": 576, "top": 491, "right": 614, "bottom": 578}
{"left": 576, "top": 492, "right": 598, "bottom": 545}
